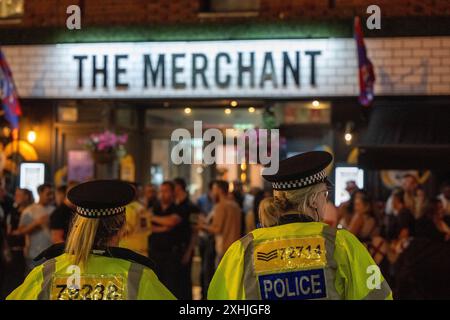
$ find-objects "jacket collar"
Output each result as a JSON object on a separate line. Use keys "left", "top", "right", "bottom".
{"left": 278, "top": 212, "right": 315, "bottom": 225}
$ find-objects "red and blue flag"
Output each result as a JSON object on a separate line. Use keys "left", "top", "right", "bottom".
{"left": 354, "top": 16, "right": 375, "bottom": 107}
{"left": 0, "top": 48, "right": 22, "bottom": 129}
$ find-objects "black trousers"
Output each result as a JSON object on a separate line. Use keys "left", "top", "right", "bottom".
{"left": 149, "top": 245, "right": 192, "bottom": 300}
{"left": 1, "top": 250, "right": 26, "bottom": 299}
{"left": 199, "top": 235, "right": 216, "bottom": 300}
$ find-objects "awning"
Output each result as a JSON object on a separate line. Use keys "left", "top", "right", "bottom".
{"left": 358, "top": 103, "right": 450, "bottom": 170}
{"left": 358, "top": 145, "right": 450, "bottom": 170}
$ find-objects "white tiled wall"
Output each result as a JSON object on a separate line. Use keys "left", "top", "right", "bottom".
{"left": 3, "top": 36, "right": 450, "bottom": 99}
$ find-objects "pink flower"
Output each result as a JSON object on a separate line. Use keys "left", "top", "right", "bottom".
{"left": 97, "top": 142, "right": 106, "bottom": 151}
{"left": 80, "top": 130, "right": 127, "bottom": 153}
{"left": 117, "top": 134, "right": 128, "bottom": 145}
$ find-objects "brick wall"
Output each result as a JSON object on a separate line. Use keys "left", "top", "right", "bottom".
{"left": 15, "top": 0, "right": 450, "bottom": 28}
{"left": 260, "top": 0, "right": 450, "bottom": 20}
{"left": 4, "top": 36, "right": 450, "bottom": 98}
{"left": 366, "top": 37, "right": 450, "bottom": 95}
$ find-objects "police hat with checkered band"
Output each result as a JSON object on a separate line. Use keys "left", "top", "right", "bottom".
{"left": 262, "top": 151, "right": 333, "bottom": 191}
{"left": 67, "top": 180, "right": 135, "bottom": 218}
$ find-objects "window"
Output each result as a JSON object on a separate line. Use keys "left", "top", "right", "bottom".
{"left": 0, "top": 0, "right": 24, "bottom": 19}
{"left": 199, "top": 0, "right": 260, "bottom": 16}
{"left": 282, "top": 101, "right": 331, "bottom": 125}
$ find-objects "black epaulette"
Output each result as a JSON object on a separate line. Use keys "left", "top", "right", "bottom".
{"left": 278, "top": 213, "right": 315, "bottom": 225}
{"left": 33, "top": 243, "right": 65, "bottom": 261}
{"left": 100, "top": 247, "right": 156, "bottom": 270}
{"left": 34, "top": 244, "right": 156, "bottom": 271}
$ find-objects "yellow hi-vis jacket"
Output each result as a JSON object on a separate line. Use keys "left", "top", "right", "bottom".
{"left": 7, "top": 252, "right": 176, "bottom": 300}
{"left": 119, "top": 201, "right": 152, "bottom": 257}
{"left": 208, "top": 222, "right": 393, "bottom": 300}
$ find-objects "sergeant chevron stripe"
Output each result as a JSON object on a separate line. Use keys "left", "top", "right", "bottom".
{"left": 256, "top": 249, "right": 278, "bottom": 261}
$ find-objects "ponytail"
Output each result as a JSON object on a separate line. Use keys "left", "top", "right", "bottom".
{"left": 258, "top": 197, "right": 282, "bottom": 227}
{"left": 65, "top": 214, "right": 125, "bottom": 267}
{"left": 257, "top": 183, "right": 324, "bottom": 227}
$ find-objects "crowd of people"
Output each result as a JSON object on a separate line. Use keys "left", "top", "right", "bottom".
{"left": 0, "top": 174, "right": 449, "bottom": 299}
{"left": 0, "top": 183, "right": 71, "bottom": 298}
{"left": 332, "top": 176, "right": 450, "bottom": 299}
{"left": 0, "top": 178, "right": 248, "bottom": 300}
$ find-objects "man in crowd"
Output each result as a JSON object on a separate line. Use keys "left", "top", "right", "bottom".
{"left": 391, "top": 190, "right": 416, "bottom": 243}
{"left": 49, "top": 184, "right": 76, "bottom": 244}
{"left": 119, "top": 183, "right": 152, "bottom": 257}
{"left": 0, "top": 186, "right": 14, "bottom": 231}
{"left": 385, "top": 174, "right": 423, "bottom": 219}
{"left": 148, "top": 180, "right": 191, "bottom": 299}
{"left": 199, "top": 180, "right": 241, "bottom": 266}
{"left": 143, "top": 183, "right": 158, "bottom": 211}
{"left": 196, "top": 181, "right": 215, "bottom": 299}
{"left": 173, "top": 177, "right": 200, "bottom": 300}
{"left": 0, "top": 185, "right": 15, "bottom": 297}
{"left": 345, "top": 180, "right": 359, "bottom": 199}
{"left": 197, "top": 181, "right": 214, "bottom": 216}
{"left": 402, "top": 174, "right": 422, "bottom": 219}
{"left": 13, "top": 183, "right": 55, "bottom": 270}
{"left": 382, "top": 189, "right": 415, "bottom": 241}
{"left": 1, "top": 188, "right": 34, "bottom": 298}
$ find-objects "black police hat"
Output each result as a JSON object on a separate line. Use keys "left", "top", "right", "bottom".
{"left": 67, "top": 180, "right": 136, "bottom": 218}
{"left": 262, "top": 151, "right": 333, "bottom": 191}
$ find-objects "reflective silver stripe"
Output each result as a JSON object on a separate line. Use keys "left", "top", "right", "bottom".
{"left": 321, "top": 225, "right": 342, "bottom": 300}
{"left": 241, "top": 233, "right": 260, "bottom": 299}
{"left": 127, "top": 263, "right": 145, "bottom": 300}
{"left": 363, "top": 280, "right": 392, "bottom": 300}
{"left": 37, "top": 259, "right": 56, "bottom": 300}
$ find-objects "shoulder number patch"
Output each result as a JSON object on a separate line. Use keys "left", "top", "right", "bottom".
{"left": 253, "top": 236, "right": 326, "bottom": 274}
{"left": 50, "top": 274, "right": 125, "bottom": 300}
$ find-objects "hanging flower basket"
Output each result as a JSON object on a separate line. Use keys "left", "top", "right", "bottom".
{"left": 79, "top": 130, "right": 128, "bottom": 164}
{"left": 92, "top": 151, "right": 115, "bottom": 164}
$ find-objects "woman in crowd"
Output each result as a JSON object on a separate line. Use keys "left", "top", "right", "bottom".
{"left": 415, "top": 186, "right": 429, "bottom": 221}
{"left": 393, "top": 197, "right": 450, "bottom": 299}
{"left": 348, "top": 190, "right": 379, "bottom": 244}
{"left": 416, "top": 197, "right": 450, "bottom": 241}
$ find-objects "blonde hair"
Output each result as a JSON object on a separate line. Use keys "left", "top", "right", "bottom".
{"left": 258, "top": 198, "right": 280, "bottom": 228}
{"left": 65, "top": 214, "right": 125, "bottom": 267}
{"left": 258, "top": 183, "right": 324, "bottom": 228}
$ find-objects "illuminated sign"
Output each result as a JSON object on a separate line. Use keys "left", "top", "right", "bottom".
{"left": 334, "top": 166, "right": 364, "bottom": 206}
{"left": 6, "top": 39, "right": 360, "bottom": 98}
{"left": 19, "top": 162, "right": 46, "bottom": 201}
{"left": 6, "top": 37, "right": 450, "bottom": 98}
{"left": 73, "top": 50, "right": 321, "bottom": 91}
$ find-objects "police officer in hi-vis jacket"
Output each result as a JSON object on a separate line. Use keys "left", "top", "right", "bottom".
{"left": 8, "top": 180, "right": 175, "bottom": 300}
{"left": 208, "top": 151, "right": 393, "bottom": 300}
